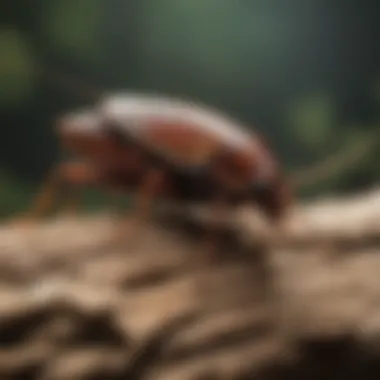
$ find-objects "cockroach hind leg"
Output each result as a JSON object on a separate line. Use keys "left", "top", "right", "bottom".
{"left": 7, "top": 176, "right": 59, "bottom": 228}
{"left": 108, "top": 168, "right": 165, "bottom": 248}
{"left": 7, "top": 161, "right": 91, "bottom": 228}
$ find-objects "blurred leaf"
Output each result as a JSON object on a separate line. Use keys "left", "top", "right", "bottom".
{"left": 40, "top": 0, "right": 104, "bottom": 62}
{"left": 287, "top": 94, "right": 336, "bottom": 152}
{"left": 0, "top": 28, "right": 35, "bottom": 107}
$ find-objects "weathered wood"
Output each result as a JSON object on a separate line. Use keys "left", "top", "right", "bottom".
{"left": 0, "top": 188, "right": 380, "bottom": 379}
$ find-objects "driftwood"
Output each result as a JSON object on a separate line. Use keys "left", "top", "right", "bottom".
{"left": 0, "top": 187, "right": 380, "bottom": 380}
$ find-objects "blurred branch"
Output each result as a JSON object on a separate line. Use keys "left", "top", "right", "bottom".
{"left": 290, "top": 132, "right": 380, "bottom": 190}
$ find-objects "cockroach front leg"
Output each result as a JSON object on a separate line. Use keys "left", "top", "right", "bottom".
{"left": 10, "top": 160, "right": 98, "bottom": 227}
{"left": 202, "top": 194, "right": 230, "bottom": 264}
{"left": 111, "top": 168, "right": 167, "bottom": 245}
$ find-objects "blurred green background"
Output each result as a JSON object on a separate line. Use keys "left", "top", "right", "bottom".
{"left": 1, "top": 0, "right": 379, "bottom": 218}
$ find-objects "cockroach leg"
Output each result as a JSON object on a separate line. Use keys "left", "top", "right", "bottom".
{"left": 53, "top": 160, "right": 99, "bottom": 217}
{"left": 202, "top": 193, "right": 229, "bottom": 264}
{"left": 111, "top": 168, "right": 166, "bottom": 245}
{"left": 9, "top": 170, "right": 60, "bottom": 227}
{"left": 60, "top": 184, "right": 84, "bottom": 217}
{"left": 10, "top": 160, "right": 98, "bottom": 227}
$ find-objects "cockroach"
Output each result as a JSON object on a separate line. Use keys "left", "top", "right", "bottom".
{"left": 13, "top": 93, "right": 291, "bottom": 255}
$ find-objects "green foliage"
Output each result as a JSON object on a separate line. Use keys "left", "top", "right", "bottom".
{"left": 287, "top": 94, "right": 336, "bottom": 153}
{"left": 0, "top": 28, "right": 35, "bottom": 107}
{"left": 40, "top": 0, "right": 105, "bottom": 63}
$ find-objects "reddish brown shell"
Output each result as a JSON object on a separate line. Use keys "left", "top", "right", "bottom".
{"left": 98, "top": 93, "right": 268, "bottom": 168}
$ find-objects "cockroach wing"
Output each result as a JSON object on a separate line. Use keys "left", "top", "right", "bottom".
{"left": 99, "top": 93, "right": 255, "bottom": 166}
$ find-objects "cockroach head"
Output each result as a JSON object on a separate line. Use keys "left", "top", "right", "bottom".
{"left": 56, "top": 109, "right": 103, "bottom": 138}
{"left": 249, "top": 171, "right": 291, "bottom": 223}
